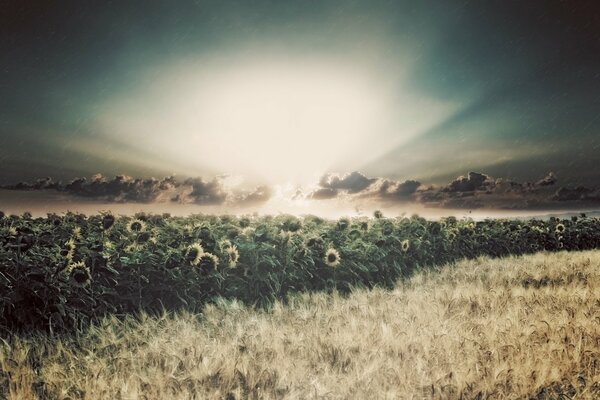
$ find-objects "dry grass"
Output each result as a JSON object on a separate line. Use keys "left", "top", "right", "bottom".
{"left": 3, "top": 250, "right": 600, "bottom": 399}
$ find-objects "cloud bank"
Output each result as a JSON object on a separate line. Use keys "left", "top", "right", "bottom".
{"left": 303, "top": 171, "right": 600, "bottom": 210}
{"left": 2, "top": 175, "right": 271, "bottom": 207}
{"left": 2, "top": 171, "right": 599, "bottom": 211}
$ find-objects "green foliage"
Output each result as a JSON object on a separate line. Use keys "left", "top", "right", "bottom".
{"left": 0, "top": 211, "right": 599, "bottom": 332}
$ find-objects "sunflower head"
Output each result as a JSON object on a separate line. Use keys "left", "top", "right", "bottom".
{"left": 127, "top": 219, "right": 146, "bottom": 233}
{"left": 102, "top": 214, "right": 115, "bottom": 230}
{"left": 305, "top": 236, "right": 324, "bottom": 251}
{"left": 401, "top": 239, "right": 410, "bottom": 252}
{"left": 337, "top": 218, "right": 349, "bottom": 231}
{"left": 219, "top": 239, "right": 233, "bottom": 251}
{"left": 198, "top": 252, "right": 219, "bottom": 272}
{"left": 324, "top": 248, "right": 341, "bottom": 268}
{"left": 68, "top": 261, "right": 92, "bottom": 288}
{"left": 48, "top": 214, "right": 61, "bottom": 226}
{"left": 227, "top": 246, "right": 240, "bottom": 268}
{"left": 64, "top": 238, "right": 76, "bottom": 261}
{"left": 555, "top": 223, "right": 566, "bottom": 234}
{"left": 186, "top": 243, "right": 204, "bottom": 266}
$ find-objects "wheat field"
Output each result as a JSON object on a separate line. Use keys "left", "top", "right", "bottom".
{"left": 2, "top": 250, "right": 600, "bottom": 399}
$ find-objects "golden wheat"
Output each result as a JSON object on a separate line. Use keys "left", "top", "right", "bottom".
{"left": 3, "top": 250, "right": 600, "bottom": 399}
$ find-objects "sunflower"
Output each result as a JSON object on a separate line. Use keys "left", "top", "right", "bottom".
{"left": 72, "top": 226, "right": 82, "bottom": 240}
{"left": 401, "top": 239, "right": 410, "bottom": 252}
{"left": 219, "top": 239, "right": 233, "bottom": 250}
{"left": 67, "top": 261, "right": 92, "bottom": 288}
{"left": 186, "top": 243, "right": 204, "bottom": 266}
{"left": 198, "top": 252, "right": 219, "bottom": 272}
{"left": 102, "top": 214, "right": 115, "bottom": 230}
{"left": 337, "top": 219, "right": 349, "bottom": 231}
{"left": 227, "top": 246, "right": 240, "bottom": 268}
{"left": 64, "top": 238, "right": 76, "bottom": 261}
{"left": 555, "top": 223, "right": 566, "bottom": 234}
{"left": 127, "top": 219, "right": 146, "bottom": 233}
{"left": 324, "top": 248, "right": 341, "bottom": 268}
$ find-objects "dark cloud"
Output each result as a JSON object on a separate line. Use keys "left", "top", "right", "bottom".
{"left": 310, "top": 171, "right": 419, "bottom": 202}
{"left": 57, "top": 175, "right": 179, "bottom": 203}
{"left": 376, "top": 179, "right": 422, "bottom": 200}
{"left": 10, "top": 177, "right": 62, "bottom": 191}
{"left": 318, "top": 172, "right": 376, "bottom": 194}
{"left": 306, "top": 170, "right": 600, "bottom": 210}
{"left": 417, "top": 171, "right": 599, "bottom": 209}
{"left": 553, "top": 186, "right": 600, "bottom": 202}
{"left": 2, "top": 174, "right": 272, "bottom": 206}
{"left": 443, "top": 172, "right": 492, "bottom": 193}
{"left": 181, "top": 177, "right": 227, "bottom": 205}
{"left": 536, "top": 172, "right": 557, "bottom": 187}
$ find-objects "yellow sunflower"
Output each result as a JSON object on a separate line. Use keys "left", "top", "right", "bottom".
{"left": 324, "top": 248, "right": 341, "bottom": 268}
{"left": 67, "top": 261, "right": 92, "bottom": 288}
{"left": 186, "top": 243, "right": 204, "bottom": 266}
{"left": 227, "top": 245, "right": 240, "bottom": 268}
{"left": 127, "top": 219, "right": 146, "bottom": 233}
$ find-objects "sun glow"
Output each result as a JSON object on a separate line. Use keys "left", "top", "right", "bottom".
{"left": 97, "top": 54, "right": 456, "bottom": 185}
{"left": 180, "top": 62, "right": 389, "bottom": 184}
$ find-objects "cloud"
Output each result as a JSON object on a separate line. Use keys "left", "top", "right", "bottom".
{"left": 318, "top": 172, "right": 376, "bottom": 194}
{"left": 310, "top": 187, "right": 339, "bottom": 200}
{"left": 417, "top": 171, "right": 600, "bottom": 209}
{"left": 3, "top": 170, "right": 599, "bottom": 211}
{"left": 375, "top": 179, "right": 422, "bottom": 200}
{"left": 305, "top": 170, "right": 599, "bottom": 210}
{"left": 443, "top": 172, "right": 492, "bottom": 193}
{"left": 60, "top": 175, "right": 180, "bottom": 203}
{"left": 309, "top": 171, "right": 421, "bottom": 202}
{"left": 232, "top": 185, "right": 273, "bottom": 206}
{"left": 2, "top": 174, "right": 272, "bottom": 206}
{"left": 536, "top": 172, "right": 557, "bottom": 187}
{"left": 179, "top": 177, "right": 227, "bottom": 205}
{"left": 9, "top": 177, "right": 62, "bottom": 191}
{"left": 553, "top": 186, "right": 600, "bottom": 202}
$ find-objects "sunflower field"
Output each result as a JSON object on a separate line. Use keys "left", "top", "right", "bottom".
{"left": 1, "top": 210, "right": 599, "bottom": 333}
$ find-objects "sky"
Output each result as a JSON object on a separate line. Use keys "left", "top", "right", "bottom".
{"left": 1, "top": 0, "right": 600, "bottom": 216}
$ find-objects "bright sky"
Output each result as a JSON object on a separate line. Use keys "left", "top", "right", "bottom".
{"left": 95, "top": 54, "right": 456, "bottom": 185}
